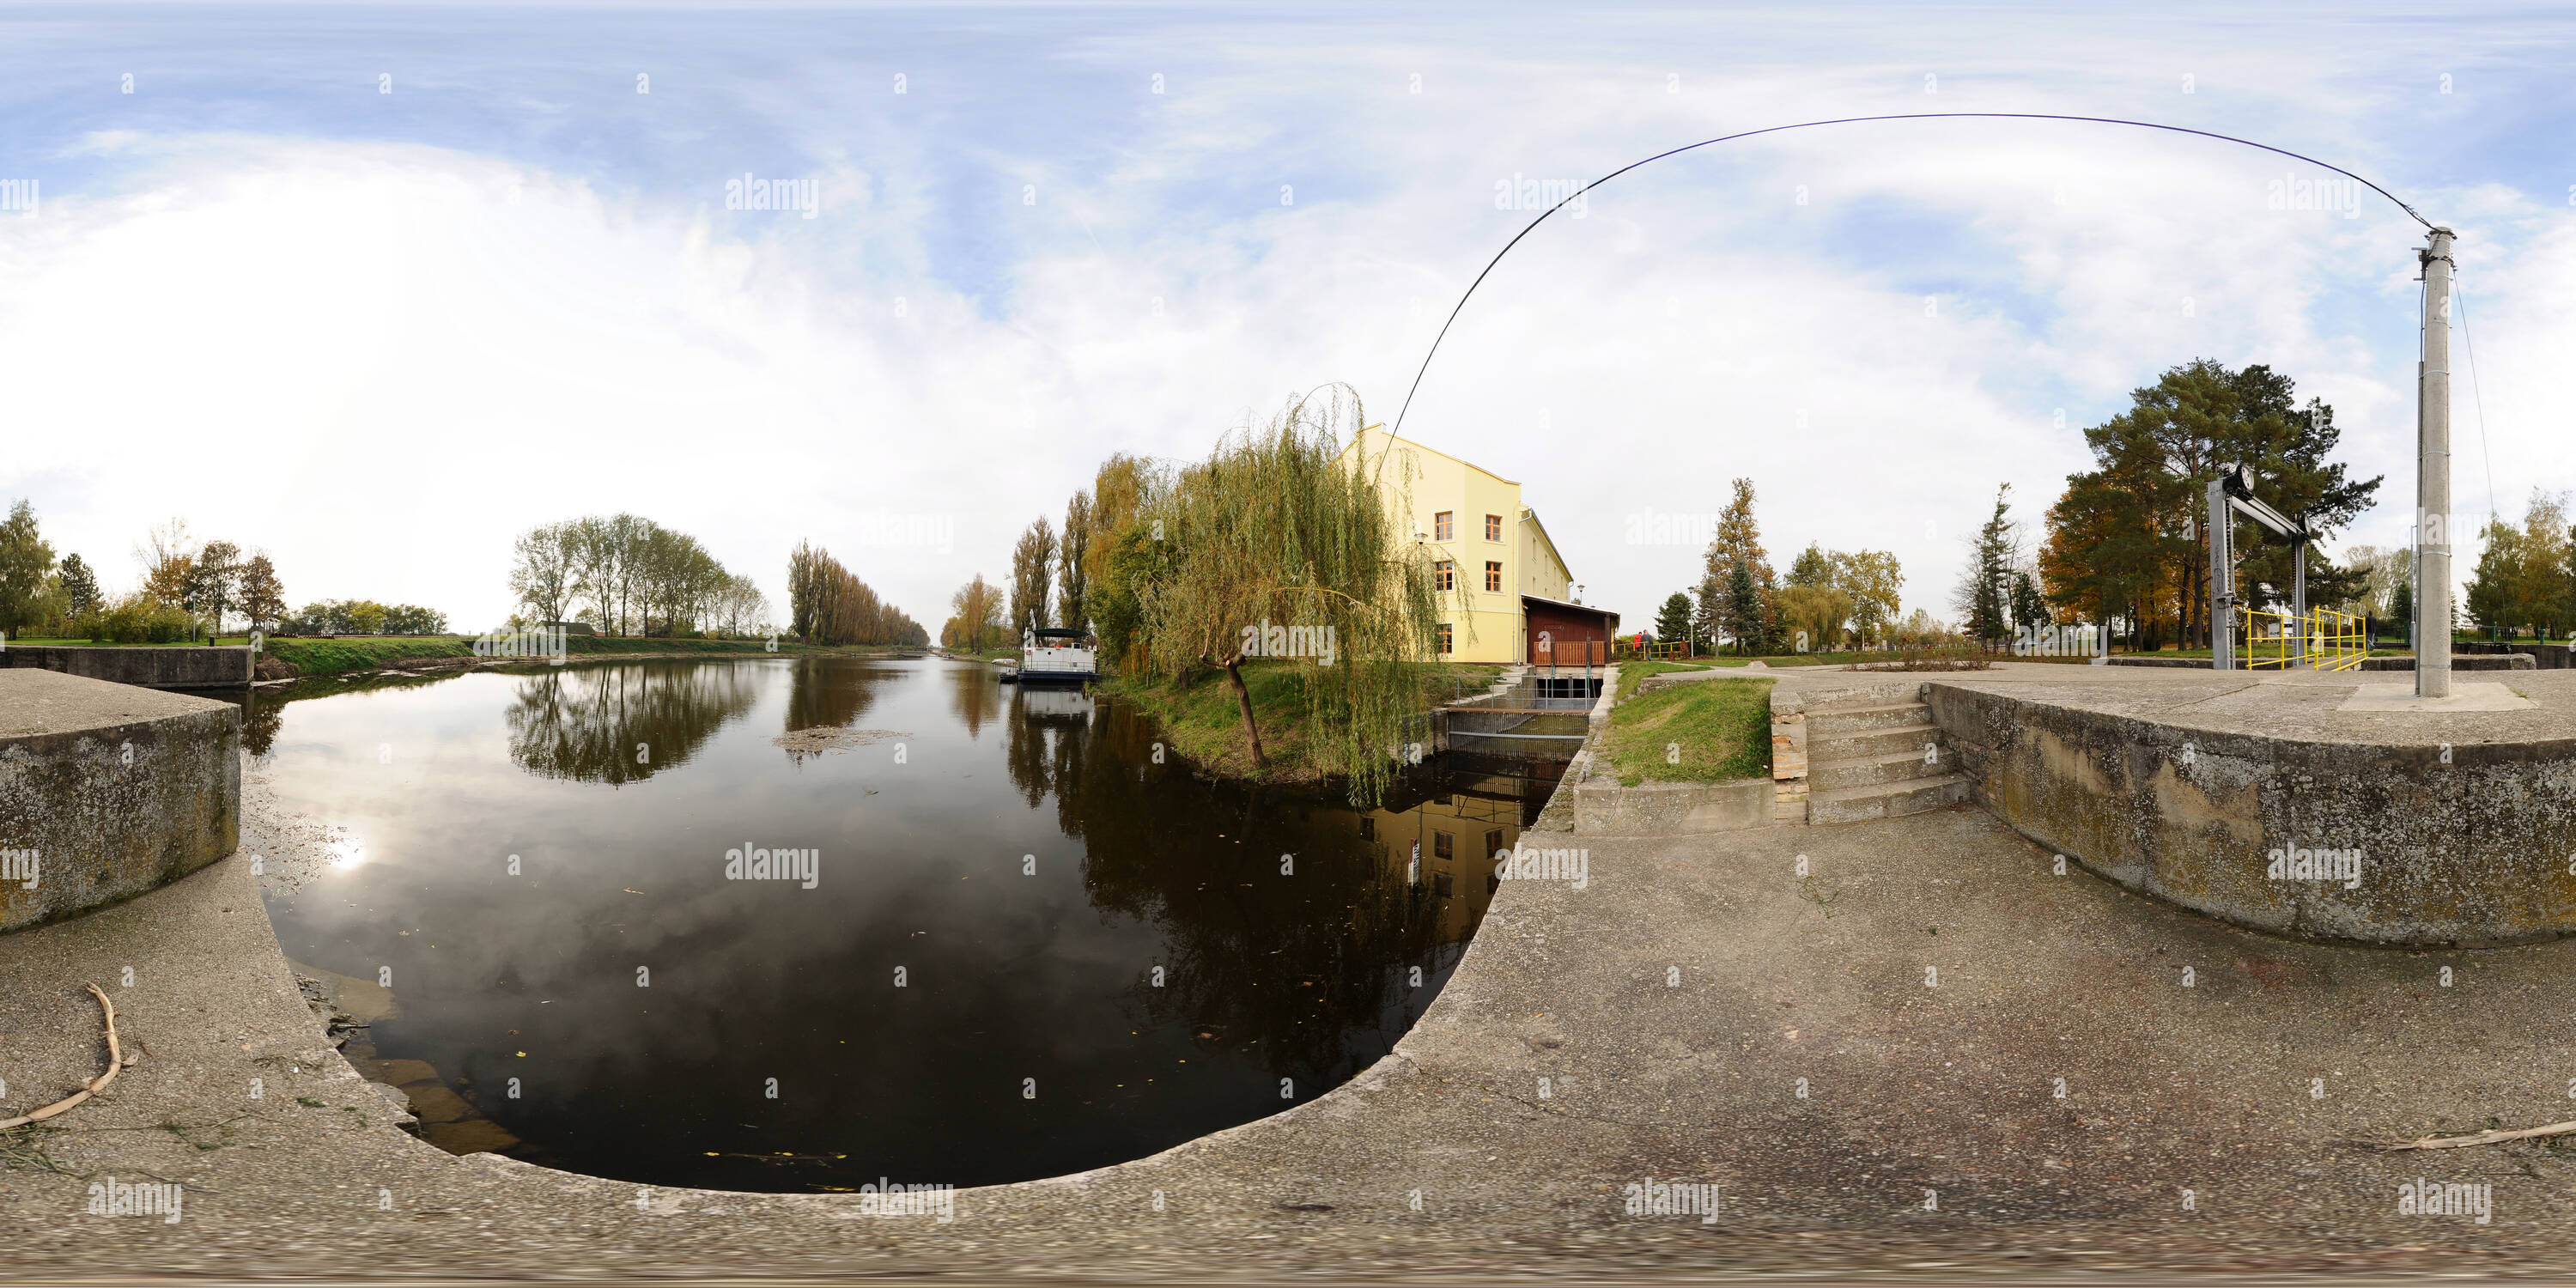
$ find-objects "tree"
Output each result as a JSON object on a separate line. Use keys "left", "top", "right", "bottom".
{"left": 1722, "top": 558, "right": 1765, "bottom": 654}
{"left": 1652, "top": 592, "right": 1694, "bottom": 645}
{"left": 1126, "top": 385, "right": 1443, "bottom": 802}
{"left": 0, "top": 499, "right": 56, "bottom": 636}
{"left": 510, "top": 521, "right": 581, "bottom": 628}
{"left": 1010, "top": 515, "right": 1055, "bottom": 635}
{"left": 1953, "top": 484, "right": 2015, "bottom": 644}
{"left": 2009, "top": 569, "right": 2050, "bottom": 633}
{"left": 1702, "top": 478, "right": 1777, "bottom": 653}
{"left": 2465, "top": 517, "right": 2521, "bottom": 640}
{"left": 57, "top": 553, "right": 100, "bottom": 619}
{"left": 2040, "top": 359, "right": 2380, "bottom": 649}
{"left": 945, "top": 574, "right": 1006, "bottom": 652}
{"left": 789, "top": 542, "right": 925, "bottom": 646}
{"left": 1785, "top": 543, "right": 1836, "bottom": 588}
{"left": 1778, "top": 583, "right": 1853, "bottom": 652}
{"left": 1691, "top": 567, "right": 1722, "bottom": 653}
{"left": 184, "top": 540, "right": 242, "bottom": 636}
{"left": 1839, "top": 550, "right": 1904, "bottom": 647}
{"left": 1058, "top": 490, "right": 1094, "bottom": 632}
{"left": 137, "top": 518, "right": 195, "bottom": 607}
{"left": 237, "top": 553, "right": 287, "bottom": 634}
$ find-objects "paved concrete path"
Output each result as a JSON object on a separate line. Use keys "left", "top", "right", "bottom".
{"left": 7, "top": 762, "right": 2576, "bottom": 1279}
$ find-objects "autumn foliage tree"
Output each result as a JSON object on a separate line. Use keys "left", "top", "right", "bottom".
{"left": 787, "top": 541, "right": 926, "bottom": 646}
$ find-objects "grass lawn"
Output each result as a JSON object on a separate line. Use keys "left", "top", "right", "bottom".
{"left": 1599, "top": 675, "right": 1773, "bottom": 787}
{"left": 1101, "top": 659, "right": 1500, "bottom": 782}
{"left": 1612, "top": 659, "right": 1715, "bottom": 703}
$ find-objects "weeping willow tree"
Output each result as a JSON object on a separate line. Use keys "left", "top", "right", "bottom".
{"left": 1131, "top": 386, "right": 1451, "bottom": 805}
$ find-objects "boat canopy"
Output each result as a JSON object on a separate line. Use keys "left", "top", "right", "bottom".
{"left": 1031, "top": 628, "right": 1089, "bottom": 640}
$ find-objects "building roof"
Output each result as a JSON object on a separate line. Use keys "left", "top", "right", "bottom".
{"left": 1522, "top": 593, "right": 1620, "bottom": 630}
{"left": 1338, "top": 425, "right": 1521, "bottom": 488}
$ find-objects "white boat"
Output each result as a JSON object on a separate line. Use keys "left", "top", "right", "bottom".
{"left": 1018, "top": 626, "right": 1097, "bottom": 683}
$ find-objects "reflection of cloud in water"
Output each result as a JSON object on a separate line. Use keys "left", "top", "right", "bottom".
{"left": 507, "top": 661, "right": 762, "bottom": 785}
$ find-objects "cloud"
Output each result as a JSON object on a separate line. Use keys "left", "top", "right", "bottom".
{"left": 3, "top": 8, "right": 2570, "bottom": 633}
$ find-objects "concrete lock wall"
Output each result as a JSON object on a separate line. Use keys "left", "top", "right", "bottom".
{"left": 6, "top": 645, "right": 256, "bottom": 689}
{"left": 0, "top": 671, "right": 241, "bottom": 933}
{"left": 1572, "top": 777, "right": 1771, "bottom": 835}
{"left": 1929, "top": 683, "right": 2576, "bottom": 945}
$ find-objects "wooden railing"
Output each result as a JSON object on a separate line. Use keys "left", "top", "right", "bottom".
{"left": 1530, "top": 638, "right": 1607, "bottom": 666}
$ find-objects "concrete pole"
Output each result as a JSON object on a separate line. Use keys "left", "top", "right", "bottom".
{"left": 2418, "top": 227, "right": 2455, "bottom": 699}
{"left": 2209, "top": 479, "right": 2233, "bottom": 671}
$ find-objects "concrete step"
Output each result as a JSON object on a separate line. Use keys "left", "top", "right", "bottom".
{"left": 1808, "top": 773, "right": 1971, "bottom": 824}
{"left": 1808, "top": 723, "right": 1944, "bottom": 761}
{"left": 1810, "top": 746, "right": 1953, "bottom": 791}
{"left": 1807, "top": 702, "right": 1934, "bottom": 736}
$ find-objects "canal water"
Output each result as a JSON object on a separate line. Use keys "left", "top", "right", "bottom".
{"left": 243, "top": 656, "right": 1548, "bottom": 1192}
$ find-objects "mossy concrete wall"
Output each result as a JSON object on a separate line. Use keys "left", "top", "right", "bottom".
{"left": 0, "top": 670, "right": 240, "bottom": 933}
{"left": 7, "top": 644, "right": 255, "bottom": 689}
{"left": 1929, "top": 683, "right": 2576, "bottom": 945}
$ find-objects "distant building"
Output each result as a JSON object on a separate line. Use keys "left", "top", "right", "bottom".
{"left": 1337, "top": 426, "right": 1618, "bottom": 665}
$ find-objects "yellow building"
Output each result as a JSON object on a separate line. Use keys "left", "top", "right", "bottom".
{"left": 1337, "top": 425, "right": 1613, "bottom": 664}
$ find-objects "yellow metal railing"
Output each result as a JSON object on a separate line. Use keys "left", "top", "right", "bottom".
{"left": 1646, "top": 641, "right": 1694, "bottom": 660}
{"left": 2236, "top": 605, "right": 2366, "bottom": 671}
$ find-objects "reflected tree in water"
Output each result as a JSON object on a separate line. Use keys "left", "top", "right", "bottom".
{"left": 507, "top": 661, "right": 761, "bottom": 785}
{"left": 1004, "top": 688, "right": 1093, "bottom": 811}
{"left": 782, "top": 657, "right": 882, "bottom": 734}
{"left": 1067, "top": 707, "right": 1458, "bottom": 1087}
{"left": 947, "top": 662, "right": 998, "bottom": 738}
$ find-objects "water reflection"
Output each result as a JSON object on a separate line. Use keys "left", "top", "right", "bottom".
{"left": 506, "top": 661, "right": 762, "bottom": 784}
{"left": 252, "top": 657, "right": 1552, "bottom": 1191}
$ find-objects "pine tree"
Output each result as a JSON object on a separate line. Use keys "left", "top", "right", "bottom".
{"left": 1653, "top": 592, "right": 1694, "bottom": 645}
{"left": 1953, "top": 484, "right": 2017, "bottom": 643}
{"left": 57, "top": 553, "right": 100, "bottom": 617}
{"left": 1725, "top": 558, "right": 1764, "bottom": 654}
{"left": 2009, "top": 569, "right": 2049, "bottom": 633}
{"left": 1702, "top": 478, "right": 1777, "bottom": 650}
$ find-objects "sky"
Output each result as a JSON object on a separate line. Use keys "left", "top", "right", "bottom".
{"left": 3, "top": 2, "right": 2573, "bottom": 634}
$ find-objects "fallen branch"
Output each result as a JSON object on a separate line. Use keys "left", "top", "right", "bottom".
{"left": 2385, "top": 1120, "right": 2576, "bottom": 1151}
{"left": 0, "top": 984, "right": 130, "bottom": 1131}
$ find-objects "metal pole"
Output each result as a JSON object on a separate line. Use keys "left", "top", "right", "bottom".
{"left": 2209, "top": 479, "right": 2233, "bottom": 670}
{"left": 2292, "top": 538, "right": 2307, "bottom": 667}
{"left": 2418, "top": 227, "right": 2455, "bottom": 699}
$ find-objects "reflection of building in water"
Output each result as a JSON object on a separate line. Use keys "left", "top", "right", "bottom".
{"left": 1352, "top": 769, "right": 1548, "bottom": 945}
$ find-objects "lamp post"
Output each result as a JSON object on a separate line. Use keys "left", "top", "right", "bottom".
{"left": 2416, "top": 226, "right": 2456, "bottom": 699}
